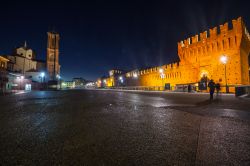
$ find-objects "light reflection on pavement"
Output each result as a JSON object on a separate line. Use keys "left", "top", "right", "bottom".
{"left": 0, "top": 89, "right": 250, "bottom": 165}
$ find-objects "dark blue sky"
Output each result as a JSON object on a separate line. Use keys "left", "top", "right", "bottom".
{"left": 0, "top": 0, "right": 250, "bottom": 80}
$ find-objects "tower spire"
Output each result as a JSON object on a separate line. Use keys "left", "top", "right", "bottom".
{"left": 24, "top": 41, "right": 27, "bottom": 48}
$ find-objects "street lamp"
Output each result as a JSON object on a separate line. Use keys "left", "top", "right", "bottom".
{"left": 40, "top": 72, "right": 45, "bottom": 90}
{"left": 119, "top": 76, "right": 124, "bottom": 85}
{"left": 159, "top": 68, "right": 163, "bottom": 74}
{"left": 102, "top": 79, "right": 107, "bottom": 88}
{"left": 40, "top": 72, "right": 45, "bottom": 82}
{"left": 40, "top": 72, "right": 45, "bottom": 78}
{"left": 159, "top": 68, "right": 165, "bottom": 90}
{"left": 56, "top": 75, "right": 62, "bottom": 89}
{"left": 56, "top": 74, "right": 61, "bottom": 80}
{"left": 133, "top": 73, "right": 138, "bottom": 78}
{"left": 220, "top": 55, "right": 229, "bottom": 93}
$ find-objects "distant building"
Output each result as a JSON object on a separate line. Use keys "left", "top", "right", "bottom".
{"left": 106, "top": 69, "right": 125, "bottom": 87}
{"left": 96, "top": 76, "right": 108, "bottom": 88}
{"left": 109, "top": 69, "right": 123, "bottom": 77}
{"left": 72, "top": 77, "right": 85, "bottom": 88}
{"left": 0, "top": 56, "right": 9, "bottom": 92}
{"left": 25, "top": 69, "right": 45, "bottom": 83}
{"left": 85, "top": 82, "right": 96, "bottom": 88}
{"left": 61, "top": 81, "right": 75, "bottom": 89}
{"left": 0, "top": 56, "right": 8, "bottom": 69}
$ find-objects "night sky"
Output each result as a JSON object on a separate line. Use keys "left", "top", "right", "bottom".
{"left": 1, "top": 0, "right": 250, "bottom": 80}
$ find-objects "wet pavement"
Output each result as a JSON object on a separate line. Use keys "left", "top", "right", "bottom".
{"left": 0, "top": 90, "right": 250, "bottom": 165}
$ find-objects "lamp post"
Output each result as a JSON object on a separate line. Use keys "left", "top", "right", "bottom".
{"left": 159, "top": 68, "right": 165, "bottom": 90}
{"left": 119, "top": 76, "right": 123, "bottom": 86}
{"left": 132, "top": 73, "right": 138, "bottom": 89}
{"left": 56, "top": 74, "right": 61, "bottom": 90}
{"left": 133, "top": 73, "right": 138, "bottom": 78}
{"left": 40, "top": 72, "right": 45, "bottom": 90}
{"left": 220, "top": 55, "right": 229, "bottom": 93}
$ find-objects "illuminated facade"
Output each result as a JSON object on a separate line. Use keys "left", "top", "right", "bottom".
{"left": 98, "top": 17, "right": 250, "bottom": 91}
{"left": 61, "top": 81, "right": 75, "bottom": 89}
{"left": 0, "top": 32, "right": 61, "bottom": 91}
{"left": 0, "top": 56, "right": 9, "bottom": 92}
{"left": 6, "top": 42, "right": 37, "bottom": 74}
{"left": 47, "top": 31, "right": 60, "bottom": 80}
{"left": 73, "top": 77, "right": 85, "bottom": 88}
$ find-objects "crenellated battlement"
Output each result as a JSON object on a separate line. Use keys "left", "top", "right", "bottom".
{"left": 133, "top": 62, "right": 182, "bottom": 77}
{"left": 165, "top": 62, "right": 179, "bottom": 70}
{"left": 209, "top": 27, "right": 217, "bottom": 39}
{"left": 178, "top": 17, "right": 243, "bottom": 49}
{"left": 220, "top": 22, "right": 229, "bottom": 35}
{"left": 98, "top": 16, "right": 250, "bottom": 88}
{"left": 177, "top": 17, "right": 248, "bottom": 66}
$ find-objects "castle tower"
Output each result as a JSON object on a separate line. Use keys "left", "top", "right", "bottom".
{"left": 177, "top": 17, "right": 250, "bottom": 87}
{"left": 47, "top": 31, "right": 60, "bottom": 80}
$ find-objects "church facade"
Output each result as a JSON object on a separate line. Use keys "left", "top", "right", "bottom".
{"left": 6, "top": 42, "right": 38, "bottom": 74}
{"left": 0, "top": 31, "right": 61, "bottom": 91}
{"left": 97, "top": 17, "right": 250, "bottom": 92}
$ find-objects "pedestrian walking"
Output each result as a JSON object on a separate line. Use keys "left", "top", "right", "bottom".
{"left": 188, "top": 84, "right": 191, "bottom": 93}
{"left": 208, "top": 79, "right": 215, "bottom": 100}
{"left": 215, "top": 83, "right": 221, "bottom": 97}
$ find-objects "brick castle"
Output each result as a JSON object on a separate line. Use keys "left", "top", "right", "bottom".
{"left": 97, "top": 17, "right": 250, "bottom": 92}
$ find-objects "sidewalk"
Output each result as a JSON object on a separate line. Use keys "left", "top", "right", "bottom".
{"left": 0, "top": 90, "right": 29, "bottom": 96}
{"left": 91, "top": 88, "right": 235, "bottom": 96}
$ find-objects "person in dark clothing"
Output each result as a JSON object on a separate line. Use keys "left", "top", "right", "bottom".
{"left": 188, "top": 84, "right": 191, "bottom": 92}
{"left": 215, "top": 83, "right": 221, "bottom": 96}
{"left": 208, "top": 79, "right": 215, "bottom": 100}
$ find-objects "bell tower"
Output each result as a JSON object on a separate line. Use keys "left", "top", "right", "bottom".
{"left": 47, "top": 31, "right": 60, "bottom": 80}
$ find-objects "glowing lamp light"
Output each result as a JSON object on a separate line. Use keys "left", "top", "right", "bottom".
{"left": 103, "top": 79, "right": 106, "bottom": 83}
{"left": 119, "top": 76, "right": 124, "bottom": 83}
{"left": 159, "top": 68, "right": 164, "bottom": 74}
{"left": 133, "top": 73, "right": 138, "bottom": 78}
{"left": 220, "top": 56, "right": 228, "bottom": 64}
{"left": 20, "top": 76, "right": 24, "bottom": 79}
{"left": 220, "top": 55, "right": 229, "bottom": 93}
{"left": 40, "top": 72, "right": 45, "bottom": 77}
